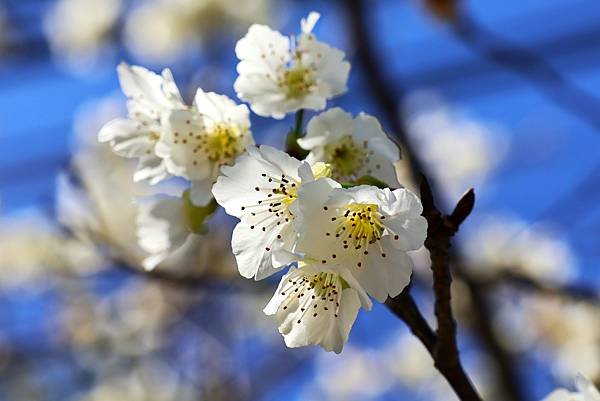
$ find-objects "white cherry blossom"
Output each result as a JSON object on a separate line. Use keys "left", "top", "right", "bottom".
{"left": 298, "top": 107, "right": 401, "bottom": 185}
{"left": 136, "top": 192, "right": 216, "bottom": 270}
{"left": 136, "top": 195, "right": 191, "bottom": 271}
{"left": 295, "top": 182, "right": 427, "bottom": 302}
{"left": 264, "top": 262, "right": 372, "bottom": 353}
{"left": 542, "top": 375, "right": 600, "bottom": 401}
{"left": 234, "top": 12, "right": 350, "bottom": 118}
{"left": 211, "top": 145, "right": 334, "bottom": 280}
{"left": 99, "top": 62, "right": 185, "bottom": 184}
{"left": 155, "top": 89, "right": 254, "bottom": 206}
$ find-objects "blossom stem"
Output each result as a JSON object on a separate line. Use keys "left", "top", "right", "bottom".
{"left": 294, "top": 109, "right": 305, "bottom": 137}
{"left": 285, "top": 109, "right": 308, "bottom": 159}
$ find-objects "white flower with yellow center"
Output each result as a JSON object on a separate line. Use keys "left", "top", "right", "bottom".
{"left": 264, "top": 261, "right": 372, "bottom": 353}
{"left": 543, "top": 374, "right": 600, "bottom": 401}
{"left": 234, "top": 12, "right": 350, "bottom": 119}
{"left": 155, "top": 89, "right": 254, "bottom": 206}
{"left": 298, "top": 107, "right": 401, "bottom": 186}
{"left": 211, "top": 145, "right": 334, "bottom": 280}
{"left": 99, "top": 62, "right": 185, "bottom": 184}
{"left": 295, "top": 182, "right": 427, "bottom": 302}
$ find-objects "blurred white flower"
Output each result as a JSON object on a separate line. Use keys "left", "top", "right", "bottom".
{"left": 298, "top": 107, "right": 400, "bottom": 185}
{"left": 234, "top": 12, "right": 350, "bottom": 119}
{"left": 63, "top": 96, "right": 232, "bottom": 275}
{"left": 264, "top": 262, "right": 371, "bottom": 353}
{"left": 125, "top": 0, "right": 271, "bottom": 63}
{"left": 295, "top": 183, "right": 427, "bottom": 302}
{"left": 156, "top": 90, "right": 253, "bottom": 206}
{"left": 542, "top": 374, "right": 600, "bottom": 401}
{"left": 78, "top": 358, "right": 197, "bottom": 401}
{"left": 137, "top": 195, "right": 191, "bottom": 271}
{"left": 136, "top": 191, "right": 220, "bottom": 271}
{"left": 98, "top": 63, "right": 185, "bottom": 184}
{"left": 311, "top": 346, "right": 393, "bottom": 400}
{"left": 212, "top": 145, "right": 333, "bottom": 280}
{"left": 44, "top": 0, "right": 121, "bottom": 71}
{"left": 494, "top": 295, "right": 600, "bottom": 381}
{"left": 402, "top": 91, "right": 508, "bottom": 201}
{"left": 462, "top": 215, "right": 576, "bottom": 284}
{"left": 0, "top": 210, "right": 103, "bottom": 287}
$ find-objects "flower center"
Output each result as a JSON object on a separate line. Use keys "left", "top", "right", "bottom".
{"left": 310, "top": 271, "right": 344, "bottom": 298}
{"left": 281, "top": 64, "right": 315, "bottom": 99}
{"left": 203, "top": 123, "right": 244, "bottom": 165}
{"left": 279, "top": 266, "right": 347, "bottom": 321}
{"left": 279, "top": 184, "right": 298, "bottom": 207}
{"left": 324, "top": 136, "right": 369, "bottom": 180}
{"left": 335, "top": 203, "right": 384, "bottom": 251}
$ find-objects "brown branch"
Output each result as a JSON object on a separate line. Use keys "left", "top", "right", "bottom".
{"left": 386, "top": 180, "right": 483, "bottom": 401}
{"left": 343, "top": 2, "right": 530, "bottom": 400}
{"left": 386, "top": 288, "right": 437, "bottom": 353}
{"left": 423, "top": 177, "right": 483, "bottom": 401}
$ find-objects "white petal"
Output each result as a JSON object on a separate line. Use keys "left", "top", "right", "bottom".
{"left": 98, "top": 118, "right": 154, "bottom": 158}
{"left": 264, "top": 266, "right": 363, "bottom": 353}
{"left": 231, "top": 222, "right": 292, "bottom": 280}
{"left": 299, "top": 107, "right": 354, "bottom": 150}
{"left": 190, "top": 179, "right": 214, "bottom": 207}
{"left": 297, "top": 36, "right": 350, "bottom": 98}
{"left": 118, "top": 62, "right": 181, "bottom": 111}
{"left": 194, "top": 89, "right": 251, "bottom": 130}
{"left": 384, "top": 189, "right": 427, "bottom": 251}
{"left": 137, "top": 196, "right": 190, "bottom": 270}
{"left": 365, "top": 242, "right": 412, "bottom": 301}
{"left": 301, "top": 11, "right": 320, "bottom": 34}
{"left": 134, "top": 155, "right": 170, "bottom": 184}
{"left": 575, "top": 374, "right": 600, "bottom": 401}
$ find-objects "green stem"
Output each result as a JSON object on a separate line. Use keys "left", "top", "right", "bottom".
{"left": 286, "top": 109, "right": 309, "bottom": 159}
{"left": 294, "top": 109, "right": 305, "bottom": 137}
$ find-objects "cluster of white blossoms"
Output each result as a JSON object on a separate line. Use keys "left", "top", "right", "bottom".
{"left": 99, "top": 11, "right": 427, "bottom": 353}
{"left": 542, "top": 374, "right": 600, "bottom": 401}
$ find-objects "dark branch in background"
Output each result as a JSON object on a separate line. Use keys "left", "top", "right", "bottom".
{"left": 451, "top": 15, "right": 600, "bottom": 134}
{"left": 455, "top": 267, "right": 526, "bottom": 401}
{"left": 470, "top": 270, "right": 600, "bottom": 305}
{"left": 344, "top": 2, "right": 528, "bottom": 401}
{"left": 345, "top": 0, "right": 425, "bottom": 183}
{"left": 388, "top": 181, "right": 481, "bottom": 401}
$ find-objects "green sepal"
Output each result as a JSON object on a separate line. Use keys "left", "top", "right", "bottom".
{"left": 285, "top": 128, "right": 309, "bottom": 160}
{"left": 341, "top": 176, "right": 389, "bottom": 189}
{"left": 183, "top": 190, "right": 218, "bottom": 234}
{"left": 354, "top": 175, "right": 389, "bottom": 189}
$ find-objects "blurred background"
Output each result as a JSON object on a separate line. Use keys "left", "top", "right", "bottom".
{"left": 0, "top": 0, "right": 599, "bottom": 400}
